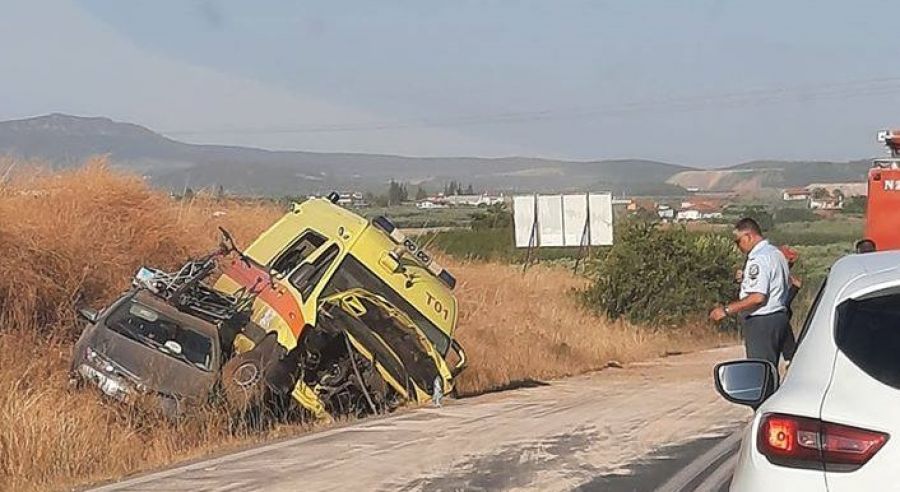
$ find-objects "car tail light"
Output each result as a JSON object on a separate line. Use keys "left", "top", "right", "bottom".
{"left": 758, "top": 413, "right": 889, "bottom": 471}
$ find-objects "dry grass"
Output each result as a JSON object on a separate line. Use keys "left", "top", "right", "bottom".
{"left": 0, "top": 159, "right": 281, "bottom": 336}
{"left": 0, "top": 161, "right": 730, "bottom": 491}
{"left": 0, "top": 331, "right": 262, "bottom": 491}
{"left": 0, "top": 161, "right": 286, "bottom": 491}
{"left": 450, "top": 261, "right": 731, "bottom": 395}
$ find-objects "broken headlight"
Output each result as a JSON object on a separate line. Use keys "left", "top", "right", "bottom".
{"left": 79, "top": 348, "right": 134, "bottom": 400}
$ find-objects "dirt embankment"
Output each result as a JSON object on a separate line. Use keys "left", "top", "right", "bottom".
{"left": 0, "top": 161, "right": 730, "bottom": 491}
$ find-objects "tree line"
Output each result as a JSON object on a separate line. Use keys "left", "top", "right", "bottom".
{"left": 363, "top": 180, "right": 481, "bottom": 207}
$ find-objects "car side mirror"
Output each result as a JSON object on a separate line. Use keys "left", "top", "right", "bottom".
{"left": 714, "top": 359, "right": 778, "bottom": 410}
{"left": 78, "top": 308, "right": 99, "bottom": 323}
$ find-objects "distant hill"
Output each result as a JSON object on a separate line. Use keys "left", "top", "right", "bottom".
{"left": 667, "top": 159, "right": 871, "bottom": 192}
{"left": 726, "top": 160, "right": 871, "bottom": 186}
{"left": 0, "top": 114, "right": 693, "bottom": 196}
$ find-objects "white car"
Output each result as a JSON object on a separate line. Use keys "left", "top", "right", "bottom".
{"left": 715, "top": 250, "right": 900, "bottom": 491}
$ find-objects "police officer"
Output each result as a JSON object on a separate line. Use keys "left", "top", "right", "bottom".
{"left": 709, "top": 218, "right": 791, "bottom": 368}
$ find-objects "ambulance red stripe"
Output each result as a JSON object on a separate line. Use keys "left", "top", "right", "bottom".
{"left": 221, "top": 259, "right": 306, "bottom": 337}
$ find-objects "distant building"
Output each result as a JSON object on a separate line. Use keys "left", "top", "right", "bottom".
{"left": 676, "top": 202, "right": 723, "bottom": 221}
{"left": 339, "top": 192, "right": 368, "bottom": 208}
{"left": 415, "top": 200, "right": 448, "bottom": 209}
{"left": 657, "top": 204, "right": 675, "bottom": 220}
{"left": 626, "top": 199, "right": 657, "bottom": 213}
{"left": 441, "top": 194, "right": 505, "bottom": 207}
{"left": 309, "top": 191, "right": 368, "bottom": 208}
{"left": 676, "top": 208, "right": 702, "bottom": 221}
{"left": 805, "top": 183, "right": 867, "bottom": 197}
{"left": 809, "top": 197, "right": 844, "bottom": 210}
{"left": 782, "top": 188, "right": 810, "bottom": 201}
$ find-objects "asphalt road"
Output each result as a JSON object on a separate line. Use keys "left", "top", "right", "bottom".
{"left": 91, "top": 346, "right": 750, "bottom": 492}
{"left": 581, "top": 428, "right": 743, "bottom": 492}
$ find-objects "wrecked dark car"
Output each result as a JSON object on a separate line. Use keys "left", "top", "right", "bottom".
{"left": 70, "top": 289, "right": 223, "bottom": 416}
{"left": 70, "top": 242, "right": 259, "bottom": 416}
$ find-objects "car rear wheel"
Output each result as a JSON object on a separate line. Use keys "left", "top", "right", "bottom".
{"left": 221, "top": 336, "right": 281, "bottom": 413}
{"left": 222, "top": 352, "right": 268, "bottom": 411}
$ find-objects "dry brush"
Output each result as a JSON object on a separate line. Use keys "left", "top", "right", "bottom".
{"left": 0, "top": 161, "right": 728, "bottom": 491}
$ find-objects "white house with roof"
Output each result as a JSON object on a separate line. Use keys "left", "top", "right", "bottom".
{"left": 675, "top": 202, "right": 723, "bottom": 221}
{"left": 441, "top": 194, "right": 505, "bottom": 207}
{"left": 657, "top": 204, "right": 675, "bottom": 220}
{"left": 805, "top": 182, "right": 867, "bottom": 197}
{"left": 783, "top": 188, "right": 811, "bottom": 201}
{"left": 809, "top": 197, "right": 844, "bottom": 210}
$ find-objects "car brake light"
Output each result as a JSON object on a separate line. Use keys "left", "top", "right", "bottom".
{"left": 758, "top": 413, "right": 889, "bottom": 471}
{"left": 821, "top": 421, "right": 889, "bottom": 467}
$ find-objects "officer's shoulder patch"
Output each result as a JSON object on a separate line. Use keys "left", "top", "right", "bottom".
{"left": 748, "top": 263, "right": 760, "bottom": 280}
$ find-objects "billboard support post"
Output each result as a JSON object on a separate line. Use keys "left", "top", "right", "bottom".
{"left": 573, "top": 192, "right": 592, "bottom": 274}
{"left": 523, "top": 193, "right": 539, "bottom": 272}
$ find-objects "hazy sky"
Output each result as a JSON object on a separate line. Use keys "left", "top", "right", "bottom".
{"left": 3, "top": 0, "right": 900, "bottom": 166}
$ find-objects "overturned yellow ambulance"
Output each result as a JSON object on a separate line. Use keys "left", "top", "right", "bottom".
{"left": 213, "top": 196, "right": 467, "bottom": 419}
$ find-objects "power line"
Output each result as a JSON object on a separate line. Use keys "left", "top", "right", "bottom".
{"left": 164, "top": 76, "right": 900, "bottom": 136}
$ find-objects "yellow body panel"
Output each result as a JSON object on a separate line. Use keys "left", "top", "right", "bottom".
{"left": 350, "top": 227, "right": 458, "bottom": 341}
{"left": 243, "top": 199, "right": 369, "bottom": 266}
{"left": 325, "top": 289, "right": 456, "bottom": 402}
{"left": 290, "top": 382, "right": 331, "bottom": 422}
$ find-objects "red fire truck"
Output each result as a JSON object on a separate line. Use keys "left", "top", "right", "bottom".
{"left": 862, "top": 131, "right": 900, "bottom": 251}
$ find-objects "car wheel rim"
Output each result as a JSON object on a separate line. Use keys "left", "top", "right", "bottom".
{"left": 232, "top": 362, "right": 260, "bottom": 389}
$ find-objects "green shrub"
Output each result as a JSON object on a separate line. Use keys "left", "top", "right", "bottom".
{"left": 774, "top": 207, "right": 819, "bottom": 223}
{"left": 767, "top": 219, "right": 863, "bottom": 247}
{"left": 424, "top": 227, "right": 596, "bottom": 263}
{"left": 584, "top": 220, "right": 740, "bottom": 326}
{"left": 470, "top": 203, "right": 512, "bottom": 230}
{"left": 727, "top": 205, "right": 774, "bottom": 232}
{"left": 424, "top": 227, "right": 516, "bottom": 261}
{"left": 842, "top": 196, "right": 867, "bottom": 214}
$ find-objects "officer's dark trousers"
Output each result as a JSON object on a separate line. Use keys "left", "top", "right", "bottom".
{"left": 742, "top": 311, "right": 792, "bottom": 367}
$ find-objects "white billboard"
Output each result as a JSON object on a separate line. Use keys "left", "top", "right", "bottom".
{"left": 513, "top": 193, "right": 613, "bottom": 248}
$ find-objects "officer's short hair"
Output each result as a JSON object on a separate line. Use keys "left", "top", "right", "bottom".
{"left": 734, "top": 217, "right": 762, "bottom": 236}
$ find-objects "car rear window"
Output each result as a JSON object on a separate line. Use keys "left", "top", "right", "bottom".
{"left": 835, "top": 290, "right": 900, "bottom": 389}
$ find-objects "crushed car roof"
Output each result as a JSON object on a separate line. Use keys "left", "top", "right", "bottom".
{"left": 129, "top": 290, "right": 222, "bottom": 340}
